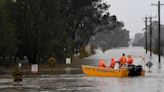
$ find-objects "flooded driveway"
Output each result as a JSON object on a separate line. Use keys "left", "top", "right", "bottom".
{"left": 0, "top": 47, "right": 164, "bottom": 92}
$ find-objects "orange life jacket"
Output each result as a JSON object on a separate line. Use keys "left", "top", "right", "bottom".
{"left": 110, "top": 58, "right": 115, "bottom": 68}
{"left": 119, "top": 56, "right": 127, "bottom": 64}
{"left": 98, "top": 59, "right": 106, "bottom": 67}
{"left": 127, "top": 57, "right": 133, "bottom": 65}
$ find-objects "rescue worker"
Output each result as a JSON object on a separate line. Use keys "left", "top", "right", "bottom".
{"left": 12, "top": 68, "right": 23, "bottom": 83}
{"left": 127, "top": 55, "right": 133, "bottom": 65}
{"left": 119, "top": 53, "right": 127, "bottom": 68}
{"left": 109, "top": 58, "right": 116, "bottom": 68}
{"left": 98, "top": 59, "right": 106, "bottom": 67}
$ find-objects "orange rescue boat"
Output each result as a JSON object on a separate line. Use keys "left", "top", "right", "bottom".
{"left": 82, "top": 65, "right": 145, "bottom": 77}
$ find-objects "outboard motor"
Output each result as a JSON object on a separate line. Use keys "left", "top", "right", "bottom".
{"left": 128, "top": 65, "right": 143, "bottom": 76}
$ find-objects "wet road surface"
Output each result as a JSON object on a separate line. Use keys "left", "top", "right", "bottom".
{"left": 0, "top": 47, "right": 164, "bottom": 92}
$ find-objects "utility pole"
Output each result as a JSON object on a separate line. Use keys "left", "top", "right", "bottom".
{"left": 149, "top": 17, "right": 152, "bottom": 57}
{"left": 143, "top": 16, "right": 155, "bottom": 56}
{"left": 152, "top": 0, "right": 164, "bottom": 63}
{"left": 146, "top": 16, "right": 155, "bottom": 57}
{"left": 144, "top": 16, "right": 148, "bottom": 53}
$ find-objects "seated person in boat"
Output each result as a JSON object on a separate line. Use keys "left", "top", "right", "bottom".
{"left": 127, "top": 55, "right": 133, "bottom": 65}
{"left": 98, "top": 59, "right": 106, "bottom": 67}
{"left": 109, "top": 58, "right": 116, "bottom": 68}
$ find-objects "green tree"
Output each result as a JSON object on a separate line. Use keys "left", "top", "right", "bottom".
{"left": 10, "top": 0, "right": 61, "bottom": 64}
{"left": 1, "top": 0, "right": 127, "bottom": 64}
{"left": 60, "top": 0, "right": 119, "bottom": 58}
{"left": 0, "top": 0, "right": 17, "bottom": 65}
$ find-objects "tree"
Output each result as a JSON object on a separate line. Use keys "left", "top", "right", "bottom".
{"left": 0, "top": 0, "right": 127, "bottom": 64}
{"left": 10, "top": 0, "right": 61, "bottom": 63}
{"left": 0, "top": 0, "right": 17, "bottom": 65}
{"left": 90, "top": 21, "right": 130, "bottom": 49}
{"left": 60, "top": 0, "right": 119, "bottom": 57}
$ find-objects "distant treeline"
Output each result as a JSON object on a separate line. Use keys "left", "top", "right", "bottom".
{"left": 90, "top": 25, "right": 130, "bottom": 50}
{"left": 0, "top": 0, "right": 129, "bottom": 64}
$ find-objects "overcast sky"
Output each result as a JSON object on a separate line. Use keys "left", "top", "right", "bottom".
{"left": 103, "top": 0, "right": 164, "bottom": 39}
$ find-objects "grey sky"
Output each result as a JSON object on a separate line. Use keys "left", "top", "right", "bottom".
{"left": 103, "top": 0, "right": 164, "bottom": 38}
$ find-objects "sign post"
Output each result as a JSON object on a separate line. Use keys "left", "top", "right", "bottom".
{"left": 146, "top": 61, "right": 153, "bottom": 72}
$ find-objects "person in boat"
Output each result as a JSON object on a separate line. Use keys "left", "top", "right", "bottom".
{"left": 98, "top": 59, "right": 107, "bottom": 67}
{"left": 109, "top": 58, "right": 116, "bottom": 68}
{"left": 127, "top": 55, "right": 133, "bottom": 65}
{"left": 119, "top": 53, "right": 127, "bottom": 68}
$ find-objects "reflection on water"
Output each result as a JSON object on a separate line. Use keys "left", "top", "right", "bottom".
{"left": 0, "top": 47, "right": 164, "bottom": 92}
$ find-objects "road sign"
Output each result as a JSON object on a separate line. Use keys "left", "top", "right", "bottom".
{"left": 66, "top": 58, "right": 71, "bottom": 64}
{"left": 31, "top": 64, "right": 38, "bottom": 73}
{"left": 146, "top": 61, "right": 153, "bottom": 68}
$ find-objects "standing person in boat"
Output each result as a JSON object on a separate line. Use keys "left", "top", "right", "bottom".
{"left": 98, "top": 59, "right": 107, "bottom": 67}
{"left": 127, "top": 55, "right": 133, "bottom": 65}
{"left": 109, "top": 58, "right": 116, "bottom": 68}
{"left": 119, "top": 53, "right": 127, "bottom": 68}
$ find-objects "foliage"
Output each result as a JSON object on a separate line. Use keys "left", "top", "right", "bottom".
{"left": 0, "top": 0, "right": 129, "bottom": 64}
{"left": 90, "top": 22, "right": 130, "bottom": 49}
{"left": 0, "top": 0, "right": 17, "bottom": 65}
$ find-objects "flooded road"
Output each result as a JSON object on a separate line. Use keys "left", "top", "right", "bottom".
{"left": 1, "top": 47, "right": 164, "bottom": 92}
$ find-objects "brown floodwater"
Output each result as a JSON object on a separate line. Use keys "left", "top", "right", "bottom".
{"left": 0, "top": 47, "right": 164, "bottom": 92}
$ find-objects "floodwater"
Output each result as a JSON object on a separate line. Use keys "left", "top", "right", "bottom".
{"left": 1, "top": 47, "right": 164, "bottom": 92}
